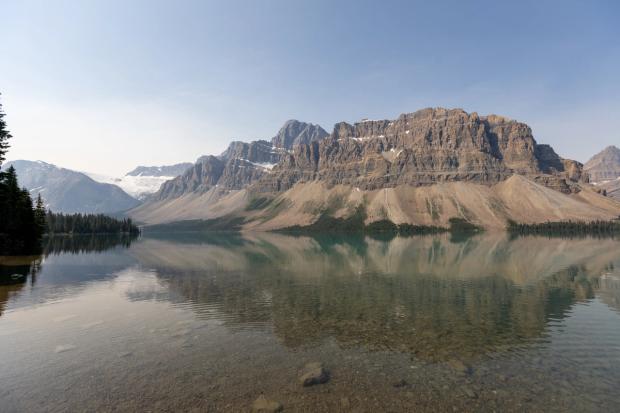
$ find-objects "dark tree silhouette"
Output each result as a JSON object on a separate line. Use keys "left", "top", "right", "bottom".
{"left": 45, "top": 211, "right": 140, "bottom": 235}
{"left": 507, "top": 219, "right": 620, "bottom": 238}
{"left": 0, "top": 97, "right": 42, "bottom": 254}
{"left": 0, "top": 166, "right": 44, "bottom": 254}
{"left": 0, "top": 94, "right": 11, "bottom": 166}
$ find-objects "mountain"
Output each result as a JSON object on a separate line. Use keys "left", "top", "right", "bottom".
{"left": 584, "top": 145, "right": 620, "bottom": 183}
{"left": 149, "top": 120, "right": 327, "bottom": 201}
{"left": 256, "top": 109, "right": 584, "bottom": 193}
{"left": 86, "top": 162, "right": 192, "bottom": 200}
{"left": 270, "top": 120, "right": 328, "bottom": 149}
{"left": 596, "top": 178, "right": 620, "bottom": 201}
{"left": 126, "top": 163, "right": 193, "bottom": 177}
{"left": 5, "top": 160, "right": 141, "bottom": 214}
{"left": 129, "top": 109, "right": 620, "bottom": 229}
{"left": 584, "top": 146, "right": 620, "bottom": 201}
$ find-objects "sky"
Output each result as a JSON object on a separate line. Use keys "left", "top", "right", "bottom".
{"left": 1, "top": 0, "right": 619, "bottom": 176}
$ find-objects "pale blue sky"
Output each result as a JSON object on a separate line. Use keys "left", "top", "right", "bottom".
{"left": 1, "top": 0, "right": 619, "bottom": 175}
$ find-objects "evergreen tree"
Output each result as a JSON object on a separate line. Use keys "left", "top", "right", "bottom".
{"left": 34, "top": 194, "right": 47, "bottom": 234}
{"left": 0, "top": 166, "right": 43, "bottom": 253}
{"left": 43, "top": 211, "right": 140, "bottom": 235}
{"left": 507, "top": 219, "right": 620, "bottom": 238}
{"left": 0, "top": 97, "right": 44, "bottom": 254}
{"left": 0, "top": 94, "right": 11, "bottom": 166}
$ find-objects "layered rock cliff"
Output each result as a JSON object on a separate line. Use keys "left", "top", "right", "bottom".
{"left": 255, "top": 108, "right": 584, "bottom": 194}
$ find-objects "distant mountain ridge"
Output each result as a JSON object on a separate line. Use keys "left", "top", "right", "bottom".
{"left": 129, "top": 108, "right": 620, "bottom": 229}
{"left": 584, "top": 146, "right": 620, "bottom": 201}
{"left": 5, "top": 160, "right": 141, "bottom": 214}
{"left": 585, "top": 145, "right": 620, "bottom": 183}
{"left": 126, "top": 163, "right": 192, "bottom": 177}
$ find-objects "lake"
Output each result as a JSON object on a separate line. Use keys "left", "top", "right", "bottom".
{"left": 1, "top": 233, "right": 620, "bottom": 412}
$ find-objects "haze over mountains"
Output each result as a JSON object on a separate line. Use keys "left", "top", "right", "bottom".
{"left": 130, "top": 108, "right": 620, "bottom": 229}
{"left": 4, "top": 160, "right": 193, "bottom": 213}
{"left": 5, "top": 160, "right": 141, "bottom": 214}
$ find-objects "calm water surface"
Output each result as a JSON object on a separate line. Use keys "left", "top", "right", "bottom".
{"left": 1, "top": 233, "right": 620, "bottom": 412}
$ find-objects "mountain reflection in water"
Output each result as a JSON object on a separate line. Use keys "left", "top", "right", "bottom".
{"left": 1, "top": 232, "right": 620, "bottom": 412}
{"left": 128, "top": 233, "right": 620, "bottom": 361}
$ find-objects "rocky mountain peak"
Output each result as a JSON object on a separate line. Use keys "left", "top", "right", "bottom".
{"left": 603, "top": 145, "right": 620, "bottom": 153}
{"left": 585, "top": 145, "right": 620, "bottom": 183}
{"left": 271, "top": 120, "right": 328, "bottom": 149}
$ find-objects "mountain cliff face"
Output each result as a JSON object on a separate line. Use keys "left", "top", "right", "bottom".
{"left": 151, "top": 120, "right": 327, "bottom": 201}
{"left": 6, "top": 160, "right": 141, "bottom": 213}
{"left": 255, "top": 109, "right": 584, "bottom": 194}
{"left": 130, "top": 108, "right": 620, "bottom": 228}
{"left": 585, "top": 146, "right": 620, "bottom": 183}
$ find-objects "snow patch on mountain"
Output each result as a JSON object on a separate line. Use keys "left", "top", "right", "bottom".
{"left": 86, "top": 172, "right": 175, "bottom": 200}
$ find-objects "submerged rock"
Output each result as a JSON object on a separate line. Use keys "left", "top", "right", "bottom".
{"left": 462, "top": 385, "right": 478, "bottom": 399}
{"left": 252, "top": 395, "right": 283, "bottom": 412}
{"left": 299, "top": 362, "right": 330, "bottom": 386}
{"left": 392, "top": 379, "right": 409, "bottom": 388}
{"left": 447, "top": 358, "right": 473, "bottom": 375}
